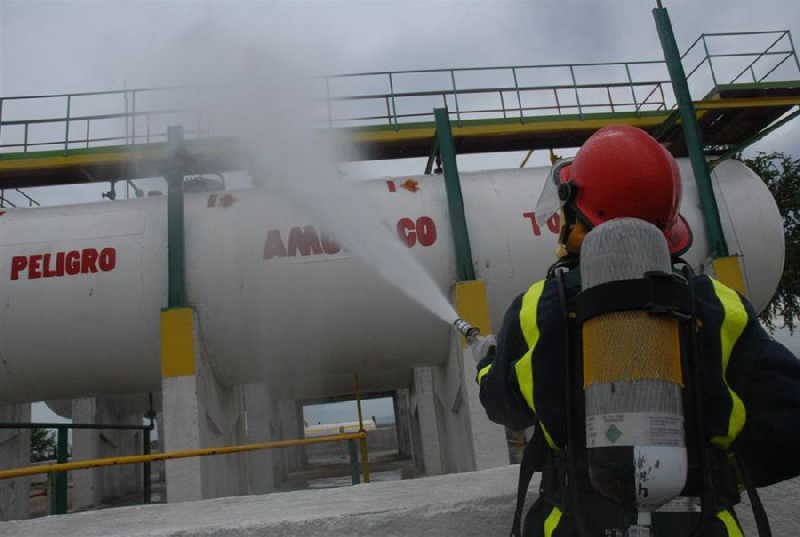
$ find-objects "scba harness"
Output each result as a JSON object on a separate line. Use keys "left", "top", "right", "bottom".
{"left": 509, "top": 267, "right": 770, "bottom": 537}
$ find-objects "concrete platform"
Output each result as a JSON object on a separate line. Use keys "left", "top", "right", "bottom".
{"left": 0, "top": 466, "right": 797, "bottom": 536}
{"left": 0, "top": 465, "right": 527, "bottom": 537}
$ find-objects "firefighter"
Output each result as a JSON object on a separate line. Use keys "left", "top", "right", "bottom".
{"left": 474, "top": 125, "right": 800, "bottom": 536}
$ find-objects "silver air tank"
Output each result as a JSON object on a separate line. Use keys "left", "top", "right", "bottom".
{"left": 580, "top": 218, "right": 688, "bottom": 530}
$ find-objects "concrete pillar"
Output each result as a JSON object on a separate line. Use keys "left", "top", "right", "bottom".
{"left": 410, "top": 367, "right": 444, "bottom": 475}
{"left": 410, "top": 281, "right": 509, "bottom": 476}
{"left": 0, "top": 403, "right": 31, "bottom": 521}
{"left": 72, "top": 396, "right": 145, "bottom": 510}
{"left": 242, "top": 384, "right": 277, "bottom": 494}
{"left": 393, "top": 389, "right": 413, "bottom": 459}
{"left": 278, "top": 400, "right": 305, "bottom": 474}
{"left": 270, "top": 400, "right": 288, "bottom": 488}
{"left": 161, "top": 308, "right": 247, "bottom": 502}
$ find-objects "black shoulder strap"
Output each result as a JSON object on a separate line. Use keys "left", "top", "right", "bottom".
{"left": 510, "top": 423, "right": 547, "bottom": 537}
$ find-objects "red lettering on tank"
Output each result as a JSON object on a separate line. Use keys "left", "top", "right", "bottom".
{"left": 397, "top": 218, "right": 417, "bottom": 247}
{"left": 208, "top": 194, "right": 218, "bottom": 207}
{"left": 546, "top": 213, "right": 561, "bottom": 234}
{"left": 28, "top": 255, "right": 43, "bottom": 279}
{"left": 10, "top": 248, "right": 118, "bottom": 280}
{"left": 386, "top": 180, "right": 397, "bottom": 193}
{"left": 98, "top": 248, "right": 117, "bottom": 272}
{"left": 65, "top": 251, "right": 81, "bottom": 275}
{"left": 288, "top": 226, "right": 323, "bottom": 257}
{"left": 397, "top": 217, "right": 438, "bottom": 247}
{"left": 10, "top": 257, "right": 27, "bottom": 280}
{"left": 522, "top": 212, "right": 542, "bottom": 236}
{"left": 81, "top": 249, "right": 99, "bottom": 273}
{"left": 220, "top": 194, "right": 237, "bottom": 208}
{"left": 263, "top": 230, "right": 287, "bottom": 259}
{"left": 55, "top": 252, "right": 65, "bottom": 277}
{"left": 43, "top": 253, "right": 58, "bottom": 278}
{"left": 321, "top": 232, "right": 341, "bottom": 255}
{"left": 416, "top": 217, "right": 437, "bottom": 246}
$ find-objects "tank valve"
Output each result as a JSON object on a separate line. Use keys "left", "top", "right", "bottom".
{"left": 453, "top": 318, "right": 480, "bottom": 344}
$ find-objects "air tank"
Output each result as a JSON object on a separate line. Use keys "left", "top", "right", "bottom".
{"left": 0, "top": 159, "right": 783, "bottom": 403}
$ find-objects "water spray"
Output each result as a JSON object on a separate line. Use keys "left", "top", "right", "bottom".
{"left": 453, "top": 318, "right": 480, "bottom": 344}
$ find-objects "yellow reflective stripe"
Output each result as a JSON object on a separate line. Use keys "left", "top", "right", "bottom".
{"left": 710, "top": 279, "right": 748, "bottom": 449}
{"left": 515, "top": 280, "right": 558, "bottom": 449}
{"left": 515, "top": 279, "right": 545, "bottom": 410}
{"left": 477, "top": 363, "right": 492, "bottom": 384}
{"left": 515, "top": 349, "right": 536, "bottom": 414}
{"left": 716, "top": 510, "right": 744, "bottom": 537}
{"left": 519, "top": 280, "right": 546, "bottom": 347}
{"left": 544, "top": 505, "right": 563, "bottom": 537}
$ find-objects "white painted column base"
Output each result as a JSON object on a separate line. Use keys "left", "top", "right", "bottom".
{"left": 242, "top": 384, "right": 278, "bottom": 494}
{"left": 162, "top": 310, "right": 247, "bottom": 503}
{"left": 411, "top": 331, "right": 509, "bottom": 476}
{"left": 72, "top": 395, "right": 146, "bottom": 510}
{"left": 0, "top": 402, "right": 31, "bottom": 521}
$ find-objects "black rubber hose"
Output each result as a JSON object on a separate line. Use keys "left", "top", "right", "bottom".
{"left": 682, "top": 265, "right": 719, "bottom": 537}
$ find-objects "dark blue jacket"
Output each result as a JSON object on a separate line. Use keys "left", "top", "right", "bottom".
{"left": 477, "top": 273, "right": 800, "bottom": 488}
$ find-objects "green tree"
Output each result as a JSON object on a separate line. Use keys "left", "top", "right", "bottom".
{"left": 31, "top": 427, "right": 55, "bottom": 462}
{"left": 742, "top": 152, "right": 800, "bottom": 332}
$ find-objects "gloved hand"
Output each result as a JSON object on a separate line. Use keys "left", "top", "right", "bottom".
{"left": 469, "top": 334, "right": 497, "bottom": 364}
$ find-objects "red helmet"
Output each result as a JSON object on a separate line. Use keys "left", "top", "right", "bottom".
{"left": 558, "top": 125, "right": 692, "bottom": 255}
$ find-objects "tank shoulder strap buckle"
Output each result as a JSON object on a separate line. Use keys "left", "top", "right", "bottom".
{"left": 574, "top": 270, "right": 691, "bottom": 324}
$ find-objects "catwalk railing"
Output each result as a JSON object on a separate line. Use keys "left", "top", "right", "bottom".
{"left": 0, "top": 30, "right": 797, "bottom": 155}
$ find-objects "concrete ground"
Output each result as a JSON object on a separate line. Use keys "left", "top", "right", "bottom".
{"left": 1, "top": 466, "right": 797, "bottom": 537}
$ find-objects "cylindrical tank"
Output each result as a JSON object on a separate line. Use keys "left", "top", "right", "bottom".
{"left": 581, "top": 219, "right": 687, "bottom": 514}
{"left": 0, "top": 160, "right": 783, "bottom": 403}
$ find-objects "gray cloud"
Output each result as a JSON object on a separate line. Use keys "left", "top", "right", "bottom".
{"left": 1, "top": 0, "right": 799, "bottom": 202}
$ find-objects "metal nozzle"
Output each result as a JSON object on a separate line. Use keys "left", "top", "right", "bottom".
{"left": 453, "top": 318, "right": 480, "bottom": 343}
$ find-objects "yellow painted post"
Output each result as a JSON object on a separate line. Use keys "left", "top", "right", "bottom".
{"left": 712, "top": 256, "right": 748, "bottom": 297}
{"left": 453, "top": 280, "right": 493, "bottom": 343}
{"left": 160, "top": 307, "right": 196, "bottom": 377}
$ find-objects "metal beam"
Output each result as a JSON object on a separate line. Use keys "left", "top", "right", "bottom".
{"left": 424, "top": 138, "right": 439, "bottom": 175}
{"left": 50, "top": 426, "right": 68, "bottom": 515}
{"left": 434, "top": 108, "right": 476, "bottom": 281}
{"left": 654, "top": 6, "right": 729, "bottom": 258}
{"left": 712, "top": 106, "right": 800, "bottom": 167}
{"left": 166, "top": 126, "right": 187, "bottom": 308}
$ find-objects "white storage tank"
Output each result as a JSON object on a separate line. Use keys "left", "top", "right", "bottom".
{"left": 0, "top": 159, "right": 783, "bottom": 403}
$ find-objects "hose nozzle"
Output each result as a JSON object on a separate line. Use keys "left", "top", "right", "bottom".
{"left": 453, "top": 318, "right": 480, "bottom": 344}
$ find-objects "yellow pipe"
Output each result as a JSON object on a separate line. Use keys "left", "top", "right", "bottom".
{"left": 0, "top": 432, "right": 367, "bottom": 481}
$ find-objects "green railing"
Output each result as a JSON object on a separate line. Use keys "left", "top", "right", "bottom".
{"left": 0, "top": 30, "right": 796, "bottom": 156}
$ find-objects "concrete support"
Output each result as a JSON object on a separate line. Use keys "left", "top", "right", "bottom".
{"left": 278, "top": 400, "right": 306, "bottom": 474}
{"left": 393, "top": 389, "right": 413, "bottom": 459}
{"left": 410, "top": 367, "right": 444, "bottom": 475}
{"left": 410, "top": 281, "right": 509, "bottom": 476}
{"left": 242, "top": 384, "right": 277, "bottom": 494}
{"left": 161, "top": 308, "right": 247, "bottom": 502}
{"left": 0, "top": 403, "right": 31, "bottom": 521}
{"left": 72, "top": 397, "right": 144, "bottom": 510}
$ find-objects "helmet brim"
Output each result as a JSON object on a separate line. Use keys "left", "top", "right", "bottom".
{"left": 666, "top": 214, "right": 693, "bottom": 256}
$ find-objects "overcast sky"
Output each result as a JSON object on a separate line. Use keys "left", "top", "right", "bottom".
{"left": 1, "top": 0, "right": 799, "bottom": 201}
{"left": 3, "top": 1, "right": 800, "bottom": 422}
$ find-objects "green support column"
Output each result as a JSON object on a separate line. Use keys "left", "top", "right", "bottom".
{"left": 50, "top": 426, "right": 68, "bottom": 515}
{"left": 653, "top": 4, "right": 729, "bottom": 259}
{"left": 433, "top": 108, "right": 476, "bottom": 281}
{"left": 166, "top": 126, "right": 187, "bottom": 308}
{"left": 348, "top": 439, "right": 361, "bottom": 485}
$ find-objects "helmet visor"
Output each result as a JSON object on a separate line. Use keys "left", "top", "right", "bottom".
{"left": 534, "top": 159, "right": 573, "bottom": 226}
